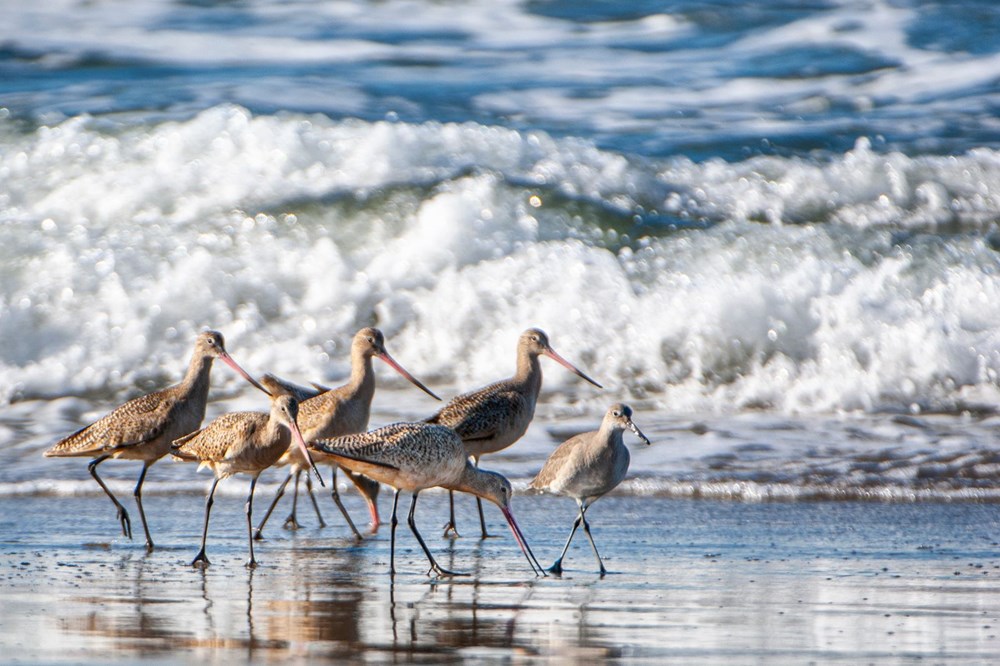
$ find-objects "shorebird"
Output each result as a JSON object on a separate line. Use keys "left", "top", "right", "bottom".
{"left": 531, "top": 403, "right": 650, "bottom": 575}
{"left": 426, "top": 328, "right": 602, "bottom": 538}
{"left": 43, "top": 330, "right": 267, "bottom": 551}
{"left": 170, "top": 392, "right": 322, "bottom": 568}
{"left": 253, "top": 328, "right": 440, "bottom": 540}
{"left": 310, "top": 422, "right": 545, "bottom": 577}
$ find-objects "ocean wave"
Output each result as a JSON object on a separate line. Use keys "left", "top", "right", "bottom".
{"left": 1, "top": 108, "right": 999, "bottom": 416}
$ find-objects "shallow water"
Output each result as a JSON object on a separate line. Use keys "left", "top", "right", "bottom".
{"left": 6, "top": 2, "right": 1000, "bottom": 662}
{"left": 2, "top": 493, "right": 1000, "bottom": 663}
{"left": 3, "top": 0, "right": 1000, "bottom": 538}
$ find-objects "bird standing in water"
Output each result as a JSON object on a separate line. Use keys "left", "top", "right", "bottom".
{"left": 426, "top": 328, "right": 602, "bottom": 538}
{"left": 253, "top": 327, "right": 440, "bottom": 540}
{"left": 531, "top": 403, "right": 650, "bottom": 575}
{"left": 171, "top": 392, "right": 322, "bottom": 568}
{"left": 310, "top": 422, "right": 545, "bottom": 577}
{"left": 43, "top": 330, "right": 267, "bottom": 551}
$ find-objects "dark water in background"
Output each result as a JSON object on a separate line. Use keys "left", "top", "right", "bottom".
{"left": 2, "top": 0, "right": 1000, "bottom": 499}
{"left": 4, "top": 0, "right": 1000, "bottom": 159}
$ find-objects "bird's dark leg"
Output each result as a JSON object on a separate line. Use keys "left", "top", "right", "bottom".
{"left": 133, "top": 463, "right": 153, "bottom": 551}
{"left": 253, "top": 470, "right": 292, "bottom": 540}
{"left": 409, "top": 492, "right": 465, "bottom": 577}
{"left": 305, "top": 472, "right": 326, "bottom": 528}
{"left": 579, "top": 504, "right": 606, "bottom": 575}
{"left": 192, "top": 477, "right": 220, "bottom": 568}
{"left": 88, "top": 453, "right": 132, "bottom": 540}
{"left": 283, "top": 470, "right": 302, "bottom": 530}
{"left": 245, "top": 476, "right": 258, "bottom": 568}
{"left": 476, "top": 497, "right": 491, "bottom": 539}
{"left": 548, "top": 509, "right": 584, "bottom": 575}
{"left": 442, "top": 490, "right": 461, "bottom": 538}
{"left": 329, "top": 466, "right": 362, "bottom": 540}
{"left": 473, "top": 457, "right": 492, "bottom": 539}
{"left": 389, "top": 488, "right": 401, "bottom": 576}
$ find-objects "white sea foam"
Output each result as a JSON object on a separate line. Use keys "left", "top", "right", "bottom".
{"left": 2, "top": 107, "right": 1000, "bottom": 419}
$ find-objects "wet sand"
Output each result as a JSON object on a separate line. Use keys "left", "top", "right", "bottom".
{"left": 2, "top": 489, "right": 999, "bottom": 663}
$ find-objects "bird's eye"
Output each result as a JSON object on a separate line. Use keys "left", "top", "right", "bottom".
{"left": 613, "top": 410, "right": 621, "bottom": 417}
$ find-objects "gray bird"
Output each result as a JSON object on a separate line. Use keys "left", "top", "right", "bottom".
{"left": 531, "top": 403, "right": 650, "bottom": 575}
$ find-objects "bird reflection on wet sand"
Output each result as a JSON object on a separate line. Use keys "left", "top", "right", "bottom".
{"left": 7, "top": 493, "right": 1000, "bottom": 663}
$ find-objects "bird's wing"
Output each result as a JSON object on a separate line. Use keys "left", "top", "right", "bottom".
{"left": 171, "top": 411, "right": 266, "bottom": 463}
{"left": 45, "top": 389, "right": 176, "bottom": 457}
{"left": 530, "top": 432, "right": 590, "bottom": 490}
{"left": 426, "top": 384, "right": 528, "bottom": 443}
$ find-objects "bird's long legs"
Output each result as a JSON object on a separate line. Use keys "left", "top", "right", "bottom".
{"left": 408, "top": 492, "right": 464, "bottom": 577}
{"left": 442, "top": 490, "right": 460, "bottom": 538}
{"left": 133, "top": 463, "right": 153, "bottom": 551}
{"left": 389, "top": 489, "right": 401, "bottom": 575}
{"left": 88, "top": 454, "right": 132, "bottom": 540}
{"left": 579, "top": 504, "right": 606, "bottom": 575}
{"left": 329, "top": 466, "right": 362, "bottom": 540}
{"left": 442, "top": 457, "right": 492, "bottom": 540}
{"left": 548, "top": 501, "right": 605, "bottom": 575}
{"left": 192, "top": 477, "right": 220, "bottom": 568}
{"left": 282, "top": 471, "right": 304, "bottom": 529}
{"left": 304, "top": 472, "right": 326, "bottom": 528}
{"left": 245, "top": 476, "right": 259, "bottom": 568}
{"left": 253, "top": 471, "right": 293, "bottom": 540}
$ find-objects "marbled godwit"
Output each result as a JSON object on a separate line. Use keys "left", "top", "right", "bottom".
{"left": 170, "top": 393, "right": 322, "bottom": 568}
{"left": 531, "top": 403, "right": 650, "bottom": 575}
{"left": 426, "top": 328, "right": 602, "bottom": 538}
{"left": 253, "top": 328, "right": 440, "bottom": 540}
{"left": 43, "top": 330, "right": 267, "bottom": 551}
{"left": 310, "top": 422, "right": 545, "bottom": 577}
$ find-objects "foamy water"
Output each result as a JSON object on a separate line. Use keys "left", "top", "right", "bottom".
{"left": 3, "top": 0, "right": 1000, "bottom": 499}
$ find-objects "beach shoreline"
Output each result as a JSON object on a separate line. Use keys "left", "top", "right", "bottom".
{"left": 3, "top": 492, "right": 999, "bottom": 663}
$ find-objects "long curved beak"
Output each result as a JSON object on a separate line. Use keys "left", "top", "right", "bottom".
{"left": 628, "top": 419, "right": 651, "bottom": 446}
{"left": 378, "top": 351, "right": 441, "bottom": 401}
{"left": 543, "top": 348, "right": 603, "bottom": 389}
{"left": 501, "top": 505, "right": 547, "bottom": 577}
{"left": 289, "top": 418, "right": 326, "bottom": 487}
{"left": 218, "top": 352, "right": 271, "bottom": 396}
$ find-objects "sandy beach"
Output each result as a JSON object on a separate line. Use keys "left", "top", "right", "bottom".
{"left": 3, "top": 487, "right": 999, "bottom": 663}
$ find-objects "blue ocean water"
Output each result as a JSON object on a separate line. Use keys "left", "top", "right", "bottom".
{"left": 2, "top": 0, "right": 1000, "bottom": 498}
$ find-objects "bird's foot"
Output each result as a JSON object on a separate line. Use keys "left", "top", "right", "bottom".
{"left": 252, "top": 529, "right": 265, "bottom": 541}
{"left": 442, "top": 522, "right": 461, "bottom": 539}
{"left": 191, "top": 552, "right": 211, "bottom": 568}
{"left": 117, "top": 507, "right": 133, "bottom": 540}
{"left": 428, "top": 564, "right": 468, "bottom": 578}
{"left": 546, "top": 560, "right": 564, "bottom": 576}
{"left": 282, "top": 515, "right": 301, "bottom": 530}
{"left": 245, "top": 558, "right": 258, "bottom": 569}
{"left": 144, "top": 540, "right": 155, "bottom": 554}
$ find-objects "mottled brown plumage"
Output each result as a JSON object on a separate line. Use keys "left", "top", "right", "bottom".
{"left": 311, "top": 422, "right": 544, "bottom": 577}
{"left": 531, "top": 403, "right": 650, "bottom": 575}
{"left": 171, "top": 393, "right": 320, "bottom": 568}
{"left": 425, "top": 328, "right": 602, "bottom": 537}
{"left": 43, "top": 329, "right": 266, "bottom": 550}
{"left": 253, "top": 328, "right": 439, "bottom": 539}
